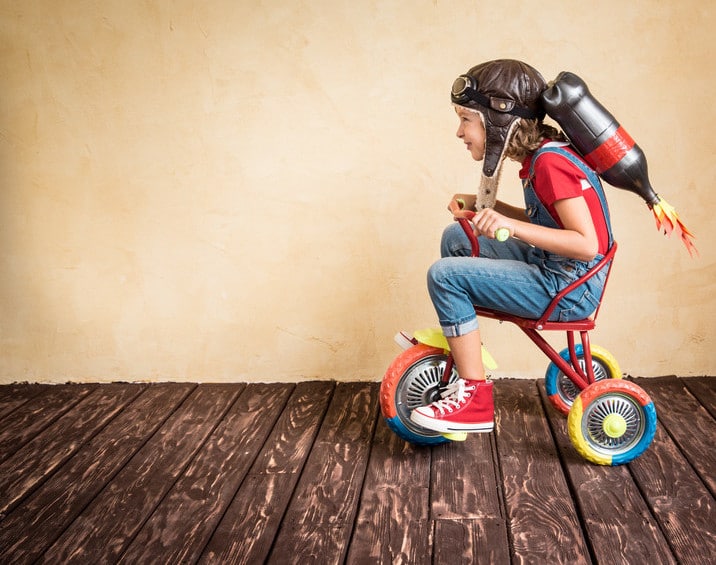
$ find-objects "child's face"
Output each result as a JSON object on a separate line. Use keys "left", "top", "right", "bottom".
{"left": 455, "top": 106, "right": 486, "bottom": 162}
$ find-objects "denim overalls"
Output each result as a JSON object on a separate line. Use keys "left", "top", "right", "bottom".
{"left": 427, "top": 143, "right": 614, "bottom": 338}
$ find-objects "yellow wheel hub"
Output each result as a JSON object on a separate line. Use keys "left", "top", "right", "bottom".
{"left": 602, "top": 413, "right": 627, "bottom": 438}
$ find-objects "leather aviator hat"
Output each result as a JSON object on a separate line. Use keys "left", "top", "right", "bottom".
{"left": 451, "top": 59, "right": 547, "bottom": 208}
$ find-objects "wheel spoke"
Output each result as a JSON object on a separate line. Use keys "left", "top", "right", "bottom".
{"left": 558, "top": 357, "right": 610, "bottom": 405}
{"left": 395, "top": 354, "right": 458, "bottom": 437}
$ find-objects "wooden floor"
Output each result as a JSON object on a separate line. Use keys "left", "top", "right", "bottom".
{"left": 0, "top": 376, "right": 713, "bottom": 564}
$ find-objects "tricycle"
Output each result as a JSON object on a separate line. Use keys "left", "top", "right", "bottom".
{"left": 380, "top": 215, "right": 657, "bottom": 466}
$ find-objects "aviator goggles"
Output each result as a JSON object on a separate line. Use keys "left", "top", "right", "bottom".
{"left": 451, "top": 75, "right": 544, "bottom": 119}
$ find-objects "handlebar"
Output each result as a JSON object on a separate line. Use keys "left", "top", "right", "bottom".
{"left": 458, "top": 218, "right": 481, "bottom": 258}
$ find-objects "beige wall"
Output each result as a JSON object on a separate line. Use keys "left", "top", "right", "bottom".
{"left": 0, "top": 0, "right": 713, "bottom": 383}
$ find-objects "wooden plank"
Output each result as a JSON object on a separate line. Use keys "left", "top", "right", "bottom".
{"left": 627, "top": 411, "right": 716, "bottom": 565}
{"left": 41, "top": 384, "right": 240, "bottom": 563}
{"left": 495, "top": 379, "right": 592, "bottom": 564}
{"left": 635, "top": 377, "right": 716, "bottom": 495}
{"left": 119, "top": 383, "right": 293, "bottom": 564}
{"left": 0, "top": 383, "right": 47, "bottom": 421}
{"left": 0, "top": 384, "right": 96, "bottom": 464}
{"left": 0, "top": 383, "right": 141, "bottom": 518}
{"left": 428, "top": 413, "right": 509, "bottom": 563}
{"left": 266, "top": 382, "right": 379, "bottom": 564}
{"left": 430, "top": 427, "right": 502, "bottom": 520}
{"left": 199, "top": 381, "right": 334, "bottom": 564}
{"left": 345, "top": 417, "right": 432, "bottom": 564}
{"left": 433, "top": 517, "right": 510, "bottom": 565}
{"left": 628, "top": 377, "right": 716, "bottom": 564}
{"left": 682, "top": 376, "right": 716, "bottom": 419}
{"left": 538, "top": 382, "right": 677, "bottom": 565}
{"left": 0, "top": 383, "right": 193, "bottom": 562}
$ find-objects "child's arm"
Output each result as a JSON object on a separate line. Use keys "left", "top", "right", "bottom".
{"left": 473, "top": 196, "right": 599, "bottom": 261}
{"left": 493, "top": 200, "right": 529, "bottom": 221}
{"left": 450, "top": 195, "right": 527, "bottom": 220}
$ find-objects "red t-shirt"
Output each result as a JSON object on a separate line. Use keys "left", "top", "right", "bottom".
{"left": 519, "top": 143, "right": 610, "bottom": 255}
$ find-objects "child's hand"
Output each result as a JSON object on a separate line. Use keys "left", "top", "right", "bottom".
{"left": 473, "top": 208, "right": 514, "bottom": 240}
{"left": 448, "top": 195, "right": 477, "bottom": 220}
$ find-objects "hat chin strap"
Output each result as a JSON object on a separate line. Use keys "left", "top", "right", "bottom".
{"left": 475, "top": 170, "right": 501, "bottom": 210}
{"left": 475, "top": 117, "right": 521, "bottom": 210}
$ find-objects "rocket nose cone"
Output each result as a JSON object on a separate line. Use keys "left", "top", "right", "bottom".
{"left": 541, "top": 83, "right": 561, "bottom": 105}
{"left": 541, "top": 71, "right": 589, "bottom": 107}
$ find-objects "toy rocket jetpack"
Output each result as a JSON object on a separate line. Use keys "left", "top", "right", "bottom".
{"left": 541, "top": 72, "right": 698, "bottom": 256}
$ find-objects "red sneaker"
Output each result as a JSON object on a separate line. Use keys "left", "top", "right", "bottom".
{"left": 410, "top": 379, "right": 494, "bottom": 433}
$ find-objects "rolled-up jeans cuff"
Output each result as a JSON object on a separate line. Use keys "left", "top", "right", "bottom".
{"left": 440, "top": 317, "right": 479, "bottom": 338}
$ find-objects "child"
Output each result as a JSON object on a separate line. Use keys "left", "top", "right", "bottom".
{"left": 411, "top": 59, "right": 612, "bottom": 434}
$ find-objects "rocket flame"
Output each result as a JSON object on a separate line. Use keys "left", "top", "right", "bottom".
{"left": 651, "top": 197, "right": 698, "bottom": 257}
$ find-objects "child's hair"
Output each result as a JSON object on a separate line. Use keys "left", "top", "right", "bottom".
{"left": 505, "top": 119, "right": 567, "bottom": 162}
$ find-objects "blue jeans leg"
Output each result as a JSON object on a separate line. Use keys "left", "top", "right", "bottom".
{"left": 428, "top": 223, "right": 558, "bottom": 337}
{"left": 429, "top": 223, "right": 605, "bottom": 336}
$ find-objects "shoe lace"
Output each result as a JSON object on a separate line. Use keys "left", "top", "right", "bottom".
{"left": 430, "top": 379, "right": 475, "bottom": 415}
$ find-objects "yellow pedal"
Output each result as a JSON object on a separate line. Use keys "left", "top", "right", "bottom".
{"left": 442, "top": 431, "right": 468, "bottom": 442}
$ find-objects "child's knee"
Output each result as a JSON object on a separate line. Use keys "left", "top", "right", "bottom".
{"left": 441, "top": 223, "right": 471, "bottom": 257}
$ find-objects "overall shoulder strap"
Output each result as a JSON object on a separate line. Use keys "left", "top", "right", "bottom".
{"left": 529, "top": 141, "right": 574, "bottom": 177}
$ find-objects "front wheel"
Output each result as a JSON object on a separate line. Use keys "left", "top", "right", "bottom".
{"left": 568, "top": 379, "right": 657, "bottom": 466}
{"left": 380, "top": 344, "right": 459, "bottom": 446}
{"left": 545, "top": 344, "right": 622, "bottom": 415}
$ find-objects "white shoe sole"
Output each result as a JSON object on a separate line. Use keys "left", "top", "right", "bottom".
{"left": 410, "top": 410, "right": 494, "bottom": 433}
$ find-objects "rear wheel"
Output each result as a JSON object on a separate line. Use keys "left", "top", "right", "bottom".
{"left": 545, "top": 344, "right": 621, "bottom": 415}
{"left": 380, "top": 344, "right": 459, "bottom": 446}
{"left": 568, "top": 379, "right": 657, "bottom": 465}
